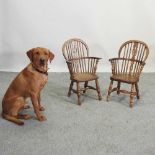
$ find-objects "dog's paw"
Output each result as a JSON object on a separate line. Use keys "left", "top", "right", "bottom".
{"left": 39, "top": 106, "right": 45, "bottom": 111}
{"left": 18, "top": 114, "right": 31, "bottom": 120}
{"left": 18, "top": 121, "right": 24, "bottom": 126}
{"left": 38, "top": 115, "right": 47, "bottom": 121}
{"left": 24, "top": 104, "right": 30, "bottom": 109}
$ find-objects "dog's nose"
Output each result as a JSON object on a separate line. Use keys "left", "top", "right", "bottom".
{"left": 40, "top": 58, "right": 45, "bottom": 65}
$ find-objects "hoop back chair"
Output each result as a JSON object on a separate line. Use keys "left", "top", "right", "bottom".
{"left": 107, "top": 40, "right": 149, "bottom": 107}
{"left": 62, "top": 38, "right": 102, "bottom": 105}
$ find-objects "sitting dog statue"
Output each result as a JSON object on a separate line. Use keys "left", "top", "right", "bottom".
{"left": 2, "top": 47, "right": 54, "bottom": 125}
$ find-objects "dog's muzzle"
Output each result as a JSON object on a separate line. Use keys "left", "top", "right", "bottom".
{"left": 40, "top": 58, "right": 45, "bottom": 65}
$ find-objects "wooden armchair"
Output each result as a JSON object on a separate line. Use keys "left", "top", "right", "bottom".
{"left": 107, "top": 40, "right": 149, "bottom": 107}
{"left": 62, "top": 38, "right": 102, "bottom": 105}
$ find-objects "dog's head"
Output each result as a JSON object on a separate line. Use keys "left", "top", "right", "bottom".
{"left": 27, "top": 47, "right": 54, "bottom": 72}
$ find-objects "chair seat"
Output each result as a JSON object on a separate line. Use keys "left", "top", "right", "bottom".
{"left": 72, "top": 73, "right": 98, "bottom": 82}
{"left": 110, "top": 74, "right": 139, "bottom": 83}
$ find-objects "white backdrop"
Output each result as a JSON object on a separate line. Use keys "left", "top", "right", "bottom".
{"left": 0, "top": 0, "right": 155, "bottom": 72}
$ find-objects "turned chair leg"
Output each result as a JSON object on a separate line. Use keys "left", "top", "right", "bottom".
{"left": 117, "top": 82, "right": 121, "bottom": 95}
{"left": 83, "top": 81, "right": 88, "bottom": 93}
{"left": 95, "top": 79, "right": 102, "bottom": 100}
{"left": 76, "top": 82, "right": 81, "bottom": 105}
{"left": 130, "top": 84, "right": 135, "bottom": 108}
{"left": 135, "top": 83, "right": 140, "bottom": 99}
{"left": 68, "top": 81, "right": 74, "bottom": 97}
{"left": 107, "top": 80, "right": 113, "bottom": 101}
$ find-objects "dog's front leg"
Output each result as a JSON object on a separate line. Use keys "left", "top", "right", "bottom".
{"left": 38, "top": 92, "right": 45, "bottom": 111}
{"left": 31, "top": 93, "right": 46, "bottom": 121}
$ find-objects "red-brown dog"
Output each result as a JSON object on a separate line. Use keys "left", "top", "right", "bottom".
{"left": 2, "top": 47, "right": 54, "bottom": 125}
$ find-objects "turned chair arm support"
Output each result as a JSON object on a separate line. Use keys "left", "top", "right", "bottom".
{"left": 109, "top": 58, "right": 145, "bottom": 76}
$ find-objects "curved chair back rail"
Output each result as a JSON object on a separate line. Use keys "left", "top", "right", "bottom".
{"left": 62, "top": 38, "right": 89, "bottom": 60}
{"left": 118, "top": 40, "right": 149, "bottom": 61}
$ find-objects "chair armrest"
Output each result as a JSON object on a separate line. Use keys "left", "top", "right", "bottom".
{"left": 87, "top": 56, "right": 102, "bottom": 60}
{"left": 68, "top": 57, "right": 102, "bottom": 61}
{"left": 109, "top": 58, "right": 145, "bottom": 65}
{"left": 66, "top": 60, "right": 72, "bottom": 64}
{"left": 109, "top": 58, "right": 118, "bottom": 62}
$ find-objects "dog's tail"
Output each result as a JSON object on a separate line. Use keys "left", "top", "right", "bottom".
{"left": 2, "top": 112, "right": 24, "bottom": 126}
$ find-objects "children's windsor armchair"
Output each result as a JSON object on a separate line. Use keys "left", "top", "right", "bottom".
{"left": 62, "top": 38, "right": 102, "bottom": 105}
{"left": 107, "top": 40, "right": 149, "bottom": 107}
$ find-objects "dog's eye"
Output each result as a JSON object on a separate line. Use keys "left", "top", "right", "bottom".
{"left": 44, "top": 52, "right": 48, "bottom": 55}
{"left": 36, "top": 52, "right": 39, "bottom": 55}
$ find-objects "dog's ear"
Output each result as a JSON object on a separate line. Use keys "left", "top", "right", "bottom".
{"left": 49, "top": 50, "right": 54, "bottom": 63}
{"left": 27, "top": 48, "right": 34, "bottom": 62}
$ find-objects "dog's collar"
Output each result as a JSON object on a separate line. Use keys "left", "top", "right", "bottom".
{"left": 32, "top": 65, "right": 48, "bottom": 76}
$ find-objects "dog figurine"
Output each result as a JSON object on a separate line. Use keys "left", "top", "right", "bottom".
{"left": 2, "top": 47, "right": 54, "bottom": 125}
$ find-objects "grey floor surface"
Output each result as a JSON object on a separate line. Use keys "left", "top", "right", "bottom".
{"left": 0, "top": 72, "right": 155, "bottom": 155}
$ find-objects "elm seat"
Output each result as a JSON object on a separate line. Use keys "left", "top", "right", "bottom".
{"left": 73, "top": 73, "right": 99, "bottom": 82}
{"left": 62, "top": 38, "right": 102, "bottom": 105}
{"left": 107, "top": 40, "right": 149, "bottom": 108}
{"left": 110, "top": 74, "right": 139, "bottom": 84}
